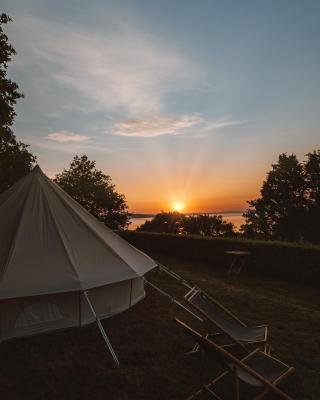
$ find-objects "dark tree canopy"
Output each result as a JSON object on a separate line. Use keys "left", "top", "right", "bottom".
{"left": 137, "top": 212, "right": 183, "bottom": 234}
{"left": 303, "top": 150, "right": 320, "bottom": 242}
{"left": 137, "top": 211, "right": 235, "bottom": 237}
{"left": 183, "top": 214, "right": 235, "bottom": 237}
{"left": 241, "top": 151, "right": 320, "bottom": 243}
{"left": 0, "top": 14, "right": 36, "bottom": 194}
{"left": 55, "top": 155, "right": 130, "bottom": 230}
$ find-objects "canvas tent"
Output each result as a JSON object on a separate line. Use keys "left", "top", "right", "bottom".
{"left": 0, "top": 166, "right": 156, "bottom": 363}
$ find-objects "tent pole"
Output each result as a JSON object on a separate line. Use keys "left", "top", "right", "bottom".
{"left": 83, "top": 291, "right": 120, "bottom": 367}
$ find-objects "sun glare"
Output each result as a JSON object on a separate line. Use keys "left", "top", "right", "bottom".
{"left": 173, "top": 202, "right": 184, "bottom": 212}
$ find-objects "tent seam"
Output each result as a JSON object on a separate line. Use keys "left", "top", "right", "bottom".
{"left": 47, "top": 176, "right": 142, "bottom": 277}
{"left": 0, "top": 175, "right": 33, "bottom": 282}
{"left": 39, "top": 177, "right": 83, "bottom": 289}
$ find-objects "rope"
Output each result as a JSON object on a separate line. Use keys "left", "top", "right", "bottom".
{"left": 143, "top": 278, "right": 203, "bottom": 322}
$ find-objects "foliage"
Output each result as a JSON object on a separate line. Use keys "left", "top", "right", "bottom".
{"left": 241, "top": 151, "right": 320, "bottom": 243}
{"left": 0, "top": 13, "right": 36, "bottom": 194}
{"left": 303, "top": 150, "right": 320, "bottom": 242}
{"left": 120, "top": 230, "right": 320, "bottom": 286}
{"left": 136, "top": 211, "right": 183, "bottom": 234}
{"left": 55, "top": 155, "right": 130, "bottom": 229}
{"left": 137, "top": 211, "right": 235, "bottom": 237}
{"left": 182, "top": 214, "right": 235, "bottom": 237}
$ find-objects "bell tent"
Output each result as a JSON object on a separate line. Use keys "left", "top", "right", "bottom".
{"left": 0, "top": 166, "right": 156, "bottom": 364}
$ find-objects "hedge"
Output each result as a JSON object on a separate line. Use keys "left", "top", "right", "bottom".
{"left": 119, "top": 231, "right": 320, "bottom": 286}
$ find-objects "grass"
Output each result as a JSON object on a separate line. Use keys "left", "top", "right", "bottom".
{"left": 0, "top": 252, "right": 319, "bottom": 399}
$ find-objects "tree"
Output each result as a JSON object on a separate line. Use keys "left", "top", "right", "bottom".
{"left": 241, "top": 152, "right": 320, "bottom": 242}
{"left": 137, "top": 211, "right": 183, "bottom": 234}
{"left": 0, "top": 13, "right": 36, "bottom": 193}
{"left": 183, "top": 214, "right": 235, "bottom": 237}
{"left": 55, "top": 155, "right": 130, "bottom": 230}
{"left": 137, "top": 211, "right": 235, "bottom": 237}
{"left": 303, "top": 150, "right": 320, "bottom": 242}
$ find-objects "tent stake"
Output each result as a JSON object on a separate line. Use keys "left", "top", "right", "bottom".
{"left": 83, "top": 291, "right": 120, "bottom": 367}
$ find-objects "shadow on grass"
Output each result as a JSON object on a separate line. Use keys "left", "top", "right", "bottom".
{"left": 0, "top": 253, "right": 319, "bottom": 399}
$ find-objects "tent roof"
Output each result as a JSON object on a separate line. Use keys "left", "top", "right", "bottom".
{"left": 0, "top": 166, "right": 156, "bottom": 299}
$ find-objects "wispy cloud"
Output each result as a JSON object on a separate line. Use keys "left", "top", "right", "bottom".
{"left": 192, "top": 118, "right": 248, "bottom": 139}
{"left": 10, "top": 15, "right": 245, "bottom": 144}
{"left": 46, "top": 131, "right": 91, "bottom": 142}
{"left": 205, "top": 119, "right": 246, "bottom": 131}
{"left": 113, "top": 114, "right": 203, "bottom": 137}
{"left": 12, "top": 15, "right": 203, "bottom": 118}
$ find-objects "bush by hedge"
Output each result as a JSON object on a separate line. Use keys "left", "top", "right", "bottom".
{"left": 119, "top": 231, "right": 320, "bottom": 286}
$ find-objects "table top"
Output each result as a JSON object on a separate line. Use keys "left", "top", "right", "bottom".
{"left": 225, "top": 251, "right": 251, "bottom": 256}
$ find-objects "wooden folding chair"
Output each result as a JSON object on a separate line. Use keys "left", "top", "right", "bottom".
{"left": 176, "top": 318, "right": 294, "bottom": 400}
{"left": 184, "top": 287, "right": 269, "bottom": 353}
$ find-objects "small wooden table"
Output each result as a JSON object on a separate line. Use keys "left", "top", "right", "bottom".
{"left": 225, "top": 251, "right": 251, "bottom": 275}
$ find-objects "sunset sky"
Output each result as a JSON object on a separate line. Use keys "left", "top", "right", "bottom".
{"left": 3, "top": 0, "right": 320, "bottom": 213}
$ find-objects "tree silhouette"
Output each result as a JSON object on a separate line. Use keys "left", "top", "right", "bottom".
{"left": 137, "top": 211, "right": 235, "bottom": 237}
{"left": 183, "top": 214, "right": 235, "bottom": 237}
{"left": 241, "top": 151, "right": 320, "bottom": 242}
{"left": 303, "top": 150, "right": 320, "bottom": 242}
{"left": 55, "top": 155, "right": 130, "bottom": 230}
{"left": 137, "top": 212, "right": 183, "bottom": 234}
{"left": 0, "top": 14, "right": 36, "bottom": 194}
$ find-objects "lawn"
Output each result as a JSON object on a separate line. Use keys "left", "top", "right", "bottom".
{"left": 0, "top": 252, "right": 319, "bottom": 400}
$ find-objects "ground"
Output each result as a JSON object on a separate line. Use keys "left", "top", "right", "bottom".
{"left": 0, "top": 253, "right": 319, "bottom": 400}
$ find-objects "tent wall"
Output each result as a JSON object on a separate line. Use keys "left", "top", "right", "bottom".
{"left": 80, "top": 277, "right": 145, "bottom": 326}
{"left": 0, "top": 278, "right": 144, "bottom": 342}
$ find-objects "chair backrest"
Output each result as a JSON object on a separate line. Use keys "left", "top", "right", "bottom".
{"left": 185, "top": 288, "right": 246, "bottom": 330}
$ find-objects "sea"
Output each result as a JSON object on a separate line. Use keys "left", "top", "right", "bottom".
{"left": 129, "top": 212, "right": 245, "bottom": 231}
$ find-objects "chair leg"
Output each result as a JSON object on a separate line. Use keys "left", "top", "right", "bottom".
{"left": 264, "top": 343, "right": 273, "bottom": 355}
{"left": 233, "top": 367, "right": 240, "bottom": 400}
{"left": 185, "top": 342, "right": 201, "bottom": 355}
{"left": 254, "top": 388, "right": 269, "bottom": 400}
{"left": 237, "top": 257, "right": 246, "bottom": 274}
{"left": 186, "top": 371, "right": 229, "bottom": 400}
{"left": 204, "top": 386, "right": 224, "bottom": 400}
{"left": 228, "top": 257, "right": 237, "bottom": 274}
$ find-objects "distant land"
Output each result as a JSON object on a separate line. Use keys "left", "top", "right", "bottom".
{"left": 129, "top": 211, "right": 245, "bottom": 218}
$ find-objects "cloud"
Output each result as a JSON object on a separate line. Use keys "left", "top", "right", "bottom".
{"left": 113, "top": 114, "right": 203, "bottom": 137}
{"left": 191, "top": 118, "right": 248, "bottom": 138}
{"left": 11, "top": 15, "right": 203, "bottom": 117}
{"left": 46, "top": 131, "right": 91, "bottom": 142}
{"left": 205, "top": 119, "right": 245, "bottom": 130}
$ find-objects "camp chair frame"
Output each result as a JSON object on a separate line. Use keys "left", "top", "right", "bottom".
{"left": 184, "top": 286, "right": 269, "bottom": 353}
{"left": 176, "top": 318, "right": 294, "bottom": 400}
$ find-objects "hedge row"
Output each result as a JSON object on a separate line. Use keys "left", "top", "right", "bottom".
{"left": 119, "top": 231, "right": 320, "bottom": 286}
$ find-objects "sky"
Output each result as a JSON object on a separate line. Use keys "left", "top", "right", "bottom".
{"left": 2, "top": 0, "right": 320, "bottom": 213}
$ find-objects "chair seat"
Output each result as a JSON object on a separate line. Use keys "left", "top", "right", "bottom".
{"left": 224, "top": 324, "right": 267, "bottom": 343}
{"left": 232, "top": 350, "right": 291, "bottom": 387}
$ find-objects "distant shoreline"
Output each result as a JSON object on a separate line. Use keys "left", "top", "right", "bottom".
{"left": 128, "top": 211, "right": 245, "bottom": 231}
{"left": 129, "top": 211, "right": 245, "bottom": 218}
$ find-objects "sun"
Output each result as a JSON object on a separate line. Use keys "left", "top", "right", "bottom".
{"left": 173, "top": 202, "right": 184, "bottom": 212}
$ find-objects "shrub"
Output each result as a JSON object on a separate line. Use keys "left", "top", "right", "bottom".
{"left": 119, "top": 231, "right": 320, "bottom": 286}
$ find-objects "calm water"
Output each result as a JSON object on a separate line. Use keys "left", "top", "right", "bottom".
{"left": 129, "top": 212, "right": 245, "bottom": 231}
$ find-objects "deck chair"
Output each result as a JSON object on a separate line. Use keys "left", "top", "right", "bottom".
{"left": 184, "top": 287, "right": 269, "bottom": 352}
{"left": 176, "top": 318, "right": 294, "bottom": 400}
